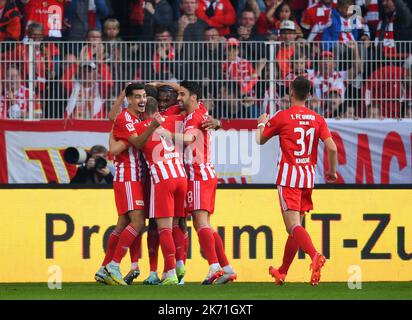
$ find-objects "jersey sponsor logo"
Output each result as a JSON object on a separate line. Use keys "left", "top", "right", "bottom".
{"left": 126, "top": 123, "right": 135, "bottom": 132}
{"left": 135, "top": 200, "right": 144, "bottom": 206}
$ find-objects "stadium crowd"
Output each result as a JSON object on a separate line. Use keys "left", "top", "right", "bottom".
{"left": 1, "top": 0, "right": 412, "bottom": 119}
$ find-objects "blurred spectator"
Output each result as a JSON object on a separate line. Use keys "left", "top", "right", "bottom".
{"left": 301, "top": 0, "right": 334, "bottom": 41}
{"left": 323, "top": 87, "right": 344, "bottom": 118}
{"left": 196, "top": 0, "right": 236, "bottom": 36}
{"left": 276, "top": 20, "right": 299, "bottom": 79}
{"left": 9, "top": 23, "right": 60, "bottom": 95}
{"left": 62, "top": 61, "right": 112, "bottom": 119}
{"left": 64, "top": 0, "right": 89, "bottom": 40}
{"left": 357, "top": 0, "right": 380, "bottom": 35}
{"left": 230, "top": 7, "right": 262, "bottom": 41}
{"left": 0, "top": 0, "right": 21, "bottom": 41}
{"left": 198, "top": 27, "right": 224, "bottom": 98}
{"left": 214, "top": 81, "right": 259, "bottom": 118}
{"left": 64, "top": 0, "right": 109, "bottom": 41}
{"left": 103, "top": 18, "right": 122, "bottom": 41}
{"left": 89, "top": 0, "right": 110, "bottom": 31}
{"left": 312, "top": 45, "right": 361, "bottom": 104}
{"left": 255, "top": 0, "right": 303, "bottom": 40}
{"left": 80, "top": 29, "right": 107, "bottom": 61}
{"left": 139, "top": 0, "right": 174, "bottom": 41}
{"left": 374, "top": 0, "right": 412, "bottom": 58}
{"left": 322, "top": 0, "right": 371, "bottom": 50}
{"left": 175, "top": 0, "right": 208, "bottom": 42}
{"left": 0, "top": 66, "right": 42, "bottom": 119}
{"left": 21, "top": 0, "right": 65, "bottom": 39}
{"left": 70, "top": 145, "right": 114, "bottom": 184}
{"left": 222, "top": 37, "right": 266, "bottom": 97}
{"left": 157, "top": 85, "right": 178, "bottom": 111}
{"left": 364, "top": 62, "right": 406, "bottom": 118}
{"left": 140, "top": 26, "right": 177, "bottom": 80}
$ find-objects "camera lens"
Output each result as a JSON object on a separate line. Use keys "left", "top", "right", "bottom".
{"left": 95, "top": 157, "right": 107, "bottom": 169}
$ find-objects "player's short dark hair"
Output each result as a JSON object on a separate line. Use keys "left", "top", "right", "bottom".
{"left": 158, "top": 85, "right": 178, "bottom": 99}
{"left": 145, "top": 96, "right": 159, "bottom": 115}
{"left": 291, "top": 76, "right": 311, "bottom": 101}
{"left": 144, "top": 84, "right": 158, "bottom": 98}
{"left": 180, "top": 81, "right": 202, "bottom": 100}
{"left": 125, "top": 82, "right": 145, "bottom": 97}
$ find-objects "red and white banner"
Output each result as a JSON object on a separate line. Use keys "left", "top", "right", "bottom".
{"left": 0, "top": 119, "right": 411, "bottom": 184}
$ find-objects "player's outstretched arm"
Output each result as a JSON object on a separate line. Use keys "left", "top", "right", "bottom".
{"left": 109, "top": 131, "right": 128, "bottom": 156}
{"left": 108, "top": 87, "right": 128, "bottom": 121}
{"left": 324, "top": 137, "right": 338, "bottom": 183}
{"left": 128, "top": 113, "right": 165, "bottom": 150}
{"left": 255, "top": 113, "right": 270, "bottom": 145}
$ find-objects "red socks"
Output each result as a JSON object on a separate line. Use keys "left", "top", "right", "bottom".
{"left": 172, "top": 225, "right": 186, "bottom": 262}
{"left": 102, "top": 230, "right": 120, "bottom": 266}
{"left": 213, "top": 231, "right": 229, "bottom": 268}
{"left": 147, "top": 228, "right": 160, "bottom": 272}
{"left": 129, "top": 234, "right": 142, "bottom": 264}
{"left": 112, "top": 225, "right": 138, "bottom": 263}
{"left": 197, "top": 226, "right": 218, "bottom": 265}
{"left": 278, "top": 235, "right": 299, "bottom": 275}
{"left": 158, "top": 227, "right": 176, "bottom": 271}
{"left": 291, "top": 225, "right": 317, "bottom": 259}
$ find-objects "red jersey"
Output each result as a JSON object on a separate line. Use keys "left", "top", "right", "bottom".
{"left": 262, "top": 105, "right": 331, "bottom": 189}
{"left": 183, "top": 102, "right": 216, "bottom": 181}
{"left": 23, "top": 0, "right": 65, "bottom": 38}
{"left": 161, "top": 104, "right": 183, "bottom": 116}
{"left": 112, "top": 109, "right": 142, "bottom": 182}
{"left": 301, "top": 1, "right": 334, "bottom": 41}
{"left": 135, "top": 116, "right": 186, "bottom": 184}
{"left": 161, "top": 102, "right": 208, "bottom": 116}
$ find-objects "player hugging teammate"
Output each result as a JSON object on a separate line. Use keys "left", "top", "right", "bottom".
{"left": 95, "top": 81, "right": 236, "bottom": 286}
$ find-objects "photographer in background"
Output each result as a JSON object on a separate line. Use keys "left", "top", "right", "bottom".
{"left": 70, "top": 145, "right": 114, "bottom": 184}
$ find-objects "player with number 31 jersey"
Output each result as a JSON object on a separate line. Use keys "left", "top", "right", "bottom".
{"left": 256, "top": 76, "right": 338, "bottom": 287}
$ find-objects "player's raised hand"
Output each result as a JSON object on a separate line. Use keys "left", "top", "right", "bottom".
{"left": 325, "top": 171, "right": 337, "bottom": 183}
{"left": 257, "top": 113, "right": 269, "bottom": 126}
{"left": 202, "top": 116, "right": 221, "bottom": 130}
{"left": 151, "top": 112, "right": 165, "bottom": 127}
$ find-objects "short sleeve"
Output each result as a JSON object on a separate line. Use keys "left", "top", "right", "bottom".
{"left": 113, "top": 115, "right": 137, "bottom": 141}
{"left": 184, "top": 113, "right": 201, "bottom": 135}
{"left": 261, "top": 111, "right": 283, "bottom": 140}
{"left": 319, "top": 117, "right": 332, "bottom": 141}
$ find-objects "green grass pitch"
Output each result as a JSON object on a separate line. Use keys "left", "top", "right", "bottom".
{"left": 1, "top": 282, "right": 412, "bottom": 300}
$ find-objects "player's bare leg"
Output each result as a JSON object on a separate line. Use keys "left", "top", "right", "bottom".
{"left": 280, "top": 209, "right": 326, "bottom": 286}
{"left": 207, "top": 215, "right": 237, "bottom": 285}
{"left": 156, "top": 217, "right": 178, "bottom": 285}
{"left": 172, "top": 217, "right": 186, "bottom": 284}
{"left": 95, "top": 215, "right": 129, "bottom": 285}
{"left": 143, "top": 219, "right": 161, "bottom": 285}
{"left": 106, "top": 210, "right": 145, "bottom": 285}
{"left": 269, "top": 215, "right": 303, "bottom": 285}
{"left": 192, "top": 210, "right": 223, "bottom": 284}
